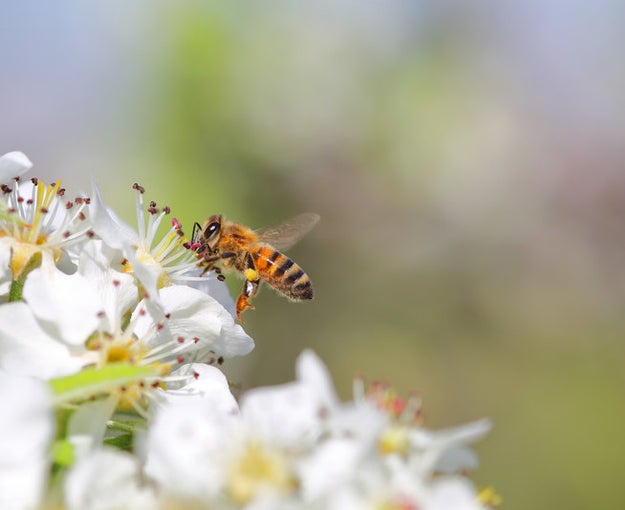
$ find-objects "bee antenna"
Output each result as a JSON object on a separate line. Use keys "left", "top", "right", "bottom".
{"left": 191, "top": 222, "right": 202, "bottom": 243}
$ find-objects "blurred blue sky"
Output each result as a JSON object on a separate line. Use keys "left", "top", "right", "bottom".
{"left": 1, "top": 1, "right": 623, "bottom": 190}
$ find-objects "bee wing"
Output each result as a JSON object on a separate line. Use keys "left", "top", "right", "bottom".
{"left": 255, "top": 212, "right": 320, "bottom": 251}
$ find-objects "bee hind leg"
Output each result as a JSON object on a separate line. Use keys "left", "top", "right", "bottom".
{"left": 236, "top": 254, "right": 261, "bottom": 322}
{"left": 236, "top": 278, "right": 260, "bottom": 322}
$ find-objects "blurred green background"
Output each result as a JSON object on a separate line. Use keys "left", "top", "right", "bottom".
{"left": 2, "top": 2, "right": 625, "bottom": 508}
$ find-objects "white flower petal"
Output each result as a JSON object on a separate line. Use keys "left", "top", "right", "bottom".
{"left": 0, "top": 237, "right": 13, "bottom": 295}
{"left": 78, "top": 240, "right": 138, "bottom": 333}
{"left": 67, "top": 397, "right": 118, "bottom": 459}
{"left": 0, "top": 302, "right": 86, "bottom": 378}
{"left": 154, "top": 363, "right": 239, "bottom": 414}
{"left": 65, "top": 449, "right": 157, "bottom": 510}
{"left": 296, "top": 349, "right": 339, "bottom": 408}
{"left": 189, "top": 276, "right": 237, "bottom": 318}
{"left": 134, "top": 285, "right": 254, "bottom": 359}
{"left": 145, "top": 401, "right": 234, "bottom": 500}
{"left": 0, "top": 151, "right": 32, "bottom": 183}
{"left": 89, "top": 181, "right": 138, "bottom": 250}
{"left": 428, "top": 477, "right": 483, "bottom": 510}
{"left": 241, "top": 381, "right": 323, "bottom": 448}
{"left": 435, "top": 446, "right": 480, "bottom": 474}
{"left": 0, "top": 372, "right": 53, "bottom": 510}
{"left": 125, "top": 246, "right": 160, "bottom": 304}
{"left": 23, "top": 263, "right": 101, "bottom": 346}
{"left": 409, "top": 418, "right": 491, "bottom": 476}
{"left": 297, "top": 438, "right": 362, "bottom": 502}
{"left": 410, "top": 419, "right": 492, "bottom": 451}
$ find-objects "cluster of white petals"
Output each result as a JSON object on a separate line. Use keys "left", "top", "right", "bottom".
{"left": 0, "top": 152, "right": 495, "bottom": 510}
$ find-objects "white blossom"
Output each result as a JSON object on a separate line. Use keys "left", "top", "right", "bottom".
{"left": 0, "top": 153, "right": 493, "bottom": 510}
{"left": 0, "top": 172, "right": 92, "bottom": 290}
{"left": 89, "top": 182, "right": 217, "bottom": 308}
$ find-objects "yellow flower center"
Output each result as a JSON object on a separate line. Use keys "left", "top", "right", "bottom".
{"left": 86, "top": 333, "right": 170, "bottom": 411}
{"left": 3, "top": 181, "right": 63, "bottom": 278}
{"left": 125, "top": 247, "right": 172, "bottom": 288}
{"left": 379, "top": 425, "right": 410, "bottom": 455}
{"left": 227, "top": 442, "right": 295, "bottom": 504}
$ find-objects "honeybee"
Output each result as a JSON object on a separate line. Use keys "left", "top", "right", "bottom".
{"left": 192, "top": 213, "right": 319, "bottom": 321}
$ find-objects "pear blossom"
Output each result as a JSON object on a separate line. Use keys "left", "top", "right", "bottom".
{"left": 0, "top": 152, "right": 494, "bottom": 510}
{"left": 89, "top": 182, "right": 215, "bottom": 309}
{"left": 0, "top": 171, "right": 92, "bottom": 292}
{"left": 144, "top": 350, "right": 491, "bottom": 510}
{"left": 145, "top": 353, "right": 328, "bottom": 506}
{"left": 0, "top": 238, "right": 253, "bottom": 415}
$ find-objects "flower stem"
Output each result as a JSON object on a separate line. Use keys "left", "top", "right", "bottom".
{"left": 8, "top": 274, "right": 26, "bottom": 302}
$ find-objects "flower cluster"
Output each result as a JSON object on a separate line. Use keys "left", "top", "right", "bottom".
{"left": 0, "top": 152, "right": 496, "bottom": 510}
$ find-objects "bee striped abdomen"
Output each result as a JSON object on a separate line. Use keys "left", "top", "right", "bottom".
{"left": 251, "top": 245, "right": 313, "bottom": 300}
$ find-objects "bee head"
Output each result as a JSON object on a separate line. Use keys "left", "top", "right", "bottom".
{"left": 201, "top": 214, "right": 223, "bottom": 252}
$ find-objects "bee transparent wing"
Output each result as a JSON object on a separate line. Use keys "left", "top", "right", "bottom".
{"left": 255, "top": 212, "right": 320, "bottom": 251}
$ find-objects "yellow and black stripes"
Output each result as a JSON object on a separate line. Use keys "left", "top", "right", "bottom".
{"left": 251, "top": 245, "right": 313, "bottom": 300}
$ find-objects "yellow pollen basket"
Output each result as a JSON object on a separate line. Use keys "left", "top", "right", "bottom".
{"left": 244, "top": 268, "right": 258, "bottom": 281}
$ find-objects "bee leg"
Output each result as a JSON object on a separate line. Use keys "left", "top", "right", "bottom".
{"left": 199, "top": 252, "right": 236, "bottom": 276}
{"left": 235, "top": 253, "right": 260, "bottom": 322}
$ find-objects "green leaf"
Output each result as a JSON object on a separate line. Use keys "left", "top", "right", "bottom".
{"left": 50, "top": 363, "right": 161, "bottom": 404}
{"left": 104, "top": 433, "right": 134, "bottom": 452}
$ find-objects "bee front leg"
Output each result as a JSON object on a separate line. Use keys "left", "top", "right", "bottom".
{"left": 199, "top": 252, "right": 236, "bottom": 276}
{"left": 235, "top": 253, "right": 260, "bottom": 322}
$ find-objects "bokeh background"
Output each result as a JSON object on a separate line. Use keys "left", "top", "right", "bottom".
{"left": 2, "top": 2, "right": 624, "bottom": 508}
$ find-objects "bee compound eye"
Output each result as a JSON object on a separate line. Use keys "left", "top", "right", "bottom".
{"left": 207, "top": 221, "right": 220, "bottom": 236}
